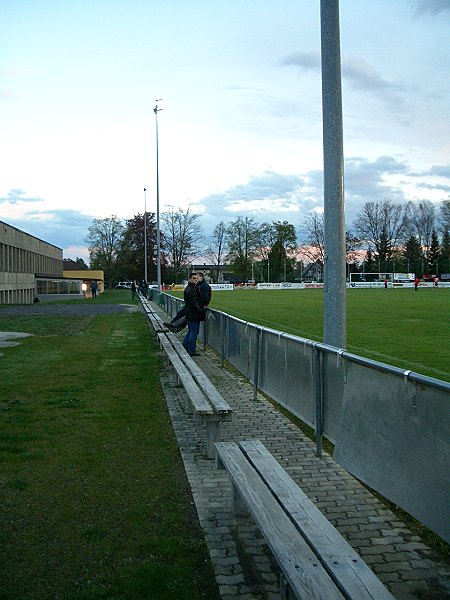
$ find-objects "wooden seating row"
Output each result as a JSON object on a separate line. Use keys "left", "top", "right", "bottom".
{"left": 141, "top": 296, "right": 232, "bottom": 458}
{"left": 215, "top": 440, "right": 394, "bottom": 600}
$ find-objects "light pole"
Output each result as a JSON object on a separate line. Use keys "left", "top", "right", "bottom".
{"left": 144, "top": 187, "right": 148, "bottom": 283}
{"left": 154, "top": 99, "right": 163, "bottom": 291}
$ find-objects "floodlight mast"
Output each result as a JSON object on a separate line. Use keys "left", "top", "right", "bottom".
{"left": 154, "top": 99, "right": 163, "bottom": 291}
{"left": 144, "top": 187, "right": 148, "bottom": 283}
{"left": 320, "top": 0, "right": 346, "bottom": 350}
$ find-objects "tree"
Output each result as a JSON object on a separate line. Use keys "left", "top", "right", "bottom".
{"left": 205, "top": 221, "right": 228, "bottom": 283}
{"left": 403, "top": 235, "right": 423, "bottom": 276}
{"left": 346, "top": 232, "right": 363, "bottom": 275}
{"left": 264, "top": 221, "right": 297, "bottom": 282}
{"left": 161, "top": 207, "right": 202, "bottom": 283}
{"left": 267, "top": 240, "right": 287, "bottom": 282}
{"left": 226, "top": 217, "right": 260, "bottom": 281}
{"left": 441, "top": 229, "right": 450, "bottom": 273}
{"left": 354, "top": 199, "right": 409, "bottom": 262}
{"left": 440, "top": 199, "right": 450, "bottom": 231}
{"left": 406, "top": 200, "right": 436, "bottom": 263}
{"left": 363, "top": 246, "right": 377, "bottom": 273}
{"left": 85, "top": 215, "right": 125, "bottom": 288}
{"left": 301, "top": 212, "right": 325, "bottom": 263}
{"left": 119, "top": 212, "right": 158, "bottom": 283}
{"left": 427, "top": 228, "right": 441, "bottom": 274}
{"left": 75, "top": 257, "right": 88, "bottom": 269}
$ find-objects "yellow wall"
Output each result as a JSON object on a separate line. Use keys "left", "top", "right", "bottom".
{"left": 63, "top": 270, "right": 104, "bottom": 293}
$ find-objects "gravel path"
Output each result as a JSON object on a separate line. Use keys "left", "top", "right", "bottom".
{"left": 0, "top": 303, "right": 141, "bottom": 317}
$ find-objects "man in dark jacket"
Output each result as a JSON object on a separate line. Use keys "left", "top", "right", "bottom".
{"left": 164, "top": 272, "right": 212, "bottom": 333}
{"left": 182, "top": 272, "right": 205, "bottom": 356}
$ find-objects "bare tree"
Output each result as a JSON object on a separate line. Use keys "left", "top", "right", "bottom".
{"left": 353, "top": 199, "right": 409, "bottom": 264}
{"left": 301, "top": 212, "right": 325, "bottom": 263}
{"left": 406, "top": 200, "right": 436, "bottom": 261}
{"left": 161, "top": 207, "right": 202, "bottom": 283}
{"left": 205, "top": 221, "right": 228, "bottom": 283}
{"left": 85, "top": 215, "right": 125, "bottom": 288}
{"left": 440, "top": 198, "right": 450, "bottom": 231}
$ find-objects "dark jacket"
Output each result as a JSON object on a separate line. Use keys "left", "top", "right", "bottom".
{"left": 184, "top": 282, "right": 205, "bottom": 321}
{"left": 197, "top": 279, "right": 212, "bottom": 307}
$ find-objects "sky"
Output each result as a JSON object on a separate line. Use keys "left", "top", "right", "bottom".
{"left": 1, "top": 0, "right": 449, "bottom": 262}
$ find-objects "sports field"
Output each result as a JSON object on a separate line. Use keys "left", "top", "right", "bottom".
{"left": 205, "top": 288, "right": 450, "bottom": 383}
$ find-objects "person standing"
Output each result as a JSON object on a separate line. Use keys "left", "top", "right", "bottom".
{"left": 414, "top": 277, "right": 420, "bottom": 291}
{"left": 164, "top": 272, "right": 212, "bottom": 333}
{"left": 131, "top": 280, "right": 137, "bottom": 301}
{"left": 197, "top": 272, "right": 212, "bottom": 308}
{"left": 90, "top": 280, "right": 98, "bottom": 298}
{"left": 182, "top": 272, "right": 205, "bottom": 356}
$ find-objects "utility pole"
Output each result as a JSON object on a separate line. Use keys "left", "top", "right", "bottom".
{"left": 154, "top": 100, "right": 163, "bottom": 291}
{"left": 144, "top": 187, "right": 148, "bottom": 283}
{"left": 321, "top": 0, "right": 346, "bottom": 349}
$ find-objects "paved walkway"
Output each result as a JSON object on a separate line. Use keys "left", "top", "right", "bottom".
{"left": 153, "top": 305, "right": 449, "bottom": 600}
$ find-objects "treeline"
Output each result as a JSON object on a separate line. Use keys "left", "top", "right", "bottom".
{"left": 84, "top": 199, "right": 450, "bottom": 287}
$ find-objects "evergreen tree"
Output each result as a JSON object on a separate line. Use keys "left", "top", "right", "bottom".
{"left": 364, "top": 247, "right": 376, "bottom": 273}
{"left": 427, "top": 229, "right": 441, "bottom": 274}
{"left": 403, "top": 235, "right": 423, "bottom": 277}
{"left": 441, "top": 229, "right": 450, "bottom": 274}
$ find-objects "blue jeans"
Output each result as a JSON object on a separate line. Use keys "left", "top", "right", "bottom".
{"left": 183, "top": 320, "right": 200, "bottom": 354}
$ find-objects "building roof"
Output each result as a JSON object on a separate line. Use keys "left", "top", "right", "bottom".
{"left": 63, "top": 258, "right": 88, "bottom": 270}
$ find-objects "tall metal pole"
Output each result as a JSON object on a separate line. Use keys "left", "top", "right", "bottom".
{"left": 154, "top": 100, "right": 163, "bottom": 291}
{"left": 144, "top": 187, "right": 148, "bottom": 283}
{"left": 320, "top": 0, "right": 346, "bottom": 349}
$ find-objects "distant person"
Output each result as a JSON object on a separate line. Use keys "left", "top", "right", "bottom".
{"left": 434, "top": 276, "right": 439, "bottom": 288}
{"left": 33, "top": 296, "right": 40, "bottom": 303}
{"left": 182, "top": 272, "right": 205, "bottom": 356}
{"left": 384, "top": 278, "right": 388, "bottom": 289}
{"left": 164, "top": 272, "right": 212, "bottom": 333}
{"left": 414, "top": 277, "right": 420, "bottom": 291}
{"left": 90, "top": 280, "right": 98, "bottom": 298}
{"left": 131, "top": 280, "right": 137, "bottom": 300}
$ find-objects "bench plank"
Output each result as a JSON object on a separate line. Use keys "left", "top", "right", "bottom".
{"left": 164, "top": 332, "right": 232, "bottom": 414}
{"left": 216, "top": 441, "right": 346, "bottom": 600}
{"left": 158, "top": 336, "right": 213, "bottom": 415}
{"left": 239, "top": 440, "right": 394, "bottom": 600}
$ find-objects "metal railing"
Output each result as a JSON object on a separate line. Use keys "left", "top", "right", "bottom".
{"left": 154, "top": 290, "right": 450, "bottom": 543}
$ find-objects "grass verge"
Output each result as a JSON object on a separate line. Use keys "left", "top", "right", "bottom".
{"left": 0, "top": 302, "right": 219, "bottom": 599}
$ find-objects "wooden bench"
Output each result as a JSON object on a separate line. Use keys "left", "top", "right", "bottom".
{"left": 141, "top": 297, "right": 233, "bottom": 458}
{"left": 215, "top": 440, "right": 394, "bottom": 600}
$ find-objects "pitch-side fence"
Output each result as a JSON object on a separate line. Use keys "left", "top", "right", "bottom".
{"left": 154, "top": 291, "right": 450, "bottom": 544}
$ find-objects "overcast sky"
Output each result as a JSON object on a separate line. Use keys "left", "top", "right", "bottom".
{"left": 1, "top": 0, "right": 449, "bottom": 261}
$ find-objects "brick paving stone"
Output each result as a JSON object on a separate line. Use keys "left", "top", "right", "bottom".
{"left": 152, "top": 306, "right": 450, "bottom": 599}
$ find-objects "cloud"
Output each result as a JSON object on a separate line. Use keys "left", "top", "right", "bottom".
{"left": 344, "top": 157, "right": 409, "bottom": 217}
{"left": 279, "top": 51, "right": 409, "bottom": 114}
{"left": 417, "top": 183, "right": 450, "bottom": 193}
{"left": 199, "top": 171, "right": 308, "bottom": 220}
{"left": 278, "top": 51, "right": 321, "bottom": 71}
{"left": 196, "top": 155, "right": 436, "bottom": 236}
{"left": 0, "top": 88, "right": 20, "bottom": 101}
{"left": 429, "top": 165, "right": 450, "bottom": 178}
{"left": 414, "top": 0, "right": 450, "bottom": 16}
{"left": 0, "top": 189, "right": 42, "bottom": 204}
{"left": 4, "top": 208, "right": 94, "bottom": 252}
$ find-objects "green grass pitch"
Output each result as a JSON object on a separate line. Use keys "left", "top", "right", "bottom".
{"left": 205, "top": 288, "right": 450, "bottom": 383}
